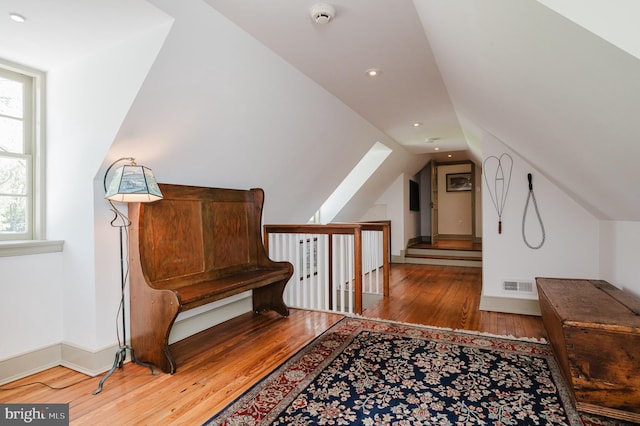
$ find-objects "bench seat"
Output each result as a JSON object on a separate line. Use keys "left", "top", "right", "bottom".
{"left": 129, "top": 184, "right": 293, "bottom": 374}
{"left": 175, "top": 268, "right": 294, "bottom": 311}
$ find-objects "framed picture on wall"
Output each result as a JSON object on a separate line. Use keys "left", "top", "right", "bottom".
{"left": 446, "top": 173, "right": 472, "bottom": 192}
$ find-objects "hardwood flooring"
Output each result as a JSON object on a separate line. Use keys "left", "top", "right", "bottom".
{"left": 362, "top": 264, "right": 544, "bottom": 338}
{"left": 0, "top": 264, "right": 545, "bottom": 425}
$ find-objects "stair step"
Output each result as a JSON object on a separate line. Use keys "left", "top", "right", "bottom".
{"left": 406, "top": 253, "right": 481, "bottom": 262}
{"left": 404, "top": 247, "right": 482, "bottom": 268}
{"left": 404, "top": 256, "right": 482, "bottom": 268}
{"left": 407, "top": 248, "right": 482, "bottom": 258}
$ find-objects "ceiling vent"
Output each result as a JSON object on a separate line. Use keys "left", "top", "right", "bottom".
{"left": 310, "top": 3, "right": 336, "bottom": 24}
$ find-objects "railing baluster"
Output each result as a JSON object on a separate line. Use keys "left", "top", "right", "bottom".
{"left": 331, "top": 235, "right": 344, "bottom": 312}
{"left": 317, "top": 234, "right": 324, "bottom": 310}
{"left": 327, "top": 233, "right": 336, "bottom": 309}
{"left": 301, "top": 233, "right": 307, "bottom": 308}
{"left": 339, "top": 234, "right": 345, "bottom": 313}
{"left": 353, "top": 229, "right": 361, "bottom": 314}
{"left": 290, "top": 233, "right": 298, "bottom": 307}
{"left": 263, "top": 221, "right": 390, "bottom": 315}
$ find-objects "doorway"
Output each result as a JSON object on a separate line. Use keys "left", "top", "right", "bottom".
{"left": 430, "top": 160, "right": 477, "bottom": 245}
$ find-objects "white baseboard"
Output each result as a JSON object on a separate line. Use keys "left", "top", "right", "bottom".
{"left": 479, "top": 295, "right": 541, "bottom": 316}
{"left": 59, "top": 342, "right": 125, "bottom": 377}
{"left": 169, "top": 294, "right": 252, "bottom": 344}
{"left": 0, "top": 294, "right": 253, "bottom": 385}
{"left": 0, "top": 344, "right": 62, "bottom": 386}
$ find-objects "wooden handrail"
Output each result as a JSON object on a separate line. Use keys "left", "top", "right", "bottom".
{"left": 264, "top": 223, "right": 363, "bottom": 235}
{"left": 263, "top": 221, "right": 391, "bottom": 313}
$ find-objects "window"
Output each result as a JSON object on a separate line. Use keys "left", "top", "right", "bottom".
{"left": 0, "top": 59, "right": 46, "bottom": 246}
{"left": 313, "top": 141, "right": 392, "bottom": 224}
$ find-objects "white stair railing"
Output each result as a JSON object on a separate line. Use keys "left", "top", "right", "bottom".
{"left": 264, "top": 222, "right": 390, "bottom": 315}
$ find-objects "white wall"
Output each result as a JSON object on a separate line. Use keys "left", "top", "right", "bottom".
{"left": 437, "top": 163, "right": 472, "bottom": 235}
{"left": 56, "top": 24, "right": 171, "bottom": 351}
{"left": 481, "top": 132, "right": 599, "bottom": 302}
{"left": 599, "top": 220, "right": 640, "bottom": 296}
{"left": 372, "top": 175, "right": 405, "bottom": 256}
{"left": 0, "top": 19, "right": 171, "bottom": 366}
{"left": 0, "top": 253, "right": 64, "bottom": 359}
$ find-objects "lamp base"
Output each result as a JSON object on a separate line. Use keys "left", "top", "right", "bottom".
{"left": 93, "top": 345, "right": 156, "bottom": 394}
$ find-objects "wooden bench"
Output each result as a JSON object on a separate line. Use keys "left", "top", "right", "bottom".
{"left": 128, "top": 184, "right": 293, "bottom": 374}
{"left": 536, "top": 277, "right": 640, "bottom": 423}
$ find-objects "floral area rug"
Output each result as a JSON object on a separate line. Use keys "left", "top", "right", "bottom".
{"left": 204, "top": 318, "right": 632, "bottom": 425}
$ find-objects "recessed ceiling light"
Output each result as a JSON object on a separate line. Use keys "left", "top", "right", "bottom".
{"left": 413, "top": 122, "right": 422, "bottom": 127}
{"left": 9, "top": 13, "right": 26, "bottom": 23}
{"left": 366, "top": 69, "right": 380, "bottom": 77}
{"left": 434, "top": 147, "right": 440, "bottom": 151}
{"left": 447, "top": 154, "right": 452, "bottom": 158}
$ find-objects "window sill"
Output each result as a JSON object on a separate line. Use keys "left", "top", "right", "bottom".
{"left": 0, "top": 240, "right": 64, "bottom": 257}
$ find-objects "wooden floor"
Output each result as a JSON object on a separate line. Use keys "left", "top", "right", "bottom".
{"left": 363, "top": 264, "right": 544, "bottom": 338}
{"left": 0, "top": 264, "right": 545, "bottom": 425}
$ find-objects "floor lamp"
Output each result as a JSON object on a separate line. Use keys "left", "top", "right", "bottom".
{"left": 93, "top": 157, "right": 163, "bottom": 395}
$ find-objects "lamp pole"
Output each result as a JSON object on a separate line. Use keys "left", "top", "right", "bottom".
{"left": 93, "top": 158, "right": 159, "bottom": 395}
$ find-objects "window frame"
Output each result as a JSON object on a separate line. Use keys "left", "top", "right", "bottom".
{"left": 0, "top": 58, "right": 62, "bottom": 256}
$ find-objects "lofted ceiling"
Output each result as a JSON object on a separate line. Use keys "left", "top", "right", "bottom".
{"left": 204, "top": 0, "right": 468, "bottom": 160}
{"left": 2, "top": 0, "right": 640, "bottom": 220}
{"left": 0, "top": 0, "right": 170, "bottom": 70}
{"left": 202, "top": 0, "right": 640, "bottom": 220}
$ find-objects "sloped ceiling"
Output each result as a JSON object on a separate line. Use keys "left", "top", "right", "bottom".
{"left": 203, "top": 0, "right": 468, "bottom": 159}
{"left": 537, "top": 0, "right": 640, "bottom": 61}
{"left": 414, "top": 0, "right": 640, "bottom": 220}
{"left": 0, "top": 0, "right": 170, "bottom": 70}
{"left": 106, "top": 0, "right": 431, "bottom": 224}
{"left": 2, "top": 0, "right": 640, "bottom": 222}
{"left": 205, "top": 0, "right": 640, "bottom": 221}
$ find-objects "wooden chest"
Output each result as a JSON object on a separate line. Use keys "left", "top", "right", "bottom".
{"left": 536, "top": 278, "right": 640, "bottom": 423}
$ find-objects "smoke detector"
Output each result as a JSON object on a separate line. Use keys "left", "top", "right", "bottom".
{"left": 310, "top": 3, "right": 335, "bottom": 24}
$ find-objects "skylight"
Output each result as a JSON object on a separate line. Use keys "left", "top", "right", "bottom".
{"left": 312, "top": 141, "right": 392, "bottom": 224}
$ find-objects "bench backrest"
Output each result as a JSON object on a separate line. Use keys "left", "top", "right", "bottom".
{"left": 129, "top": 184, "right": 270, "bottom": 290}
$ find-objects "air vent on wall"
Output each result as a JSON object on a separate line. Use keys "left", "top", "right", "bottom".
{"left": 503, "top": 280, "right": 534, "bottom": 293}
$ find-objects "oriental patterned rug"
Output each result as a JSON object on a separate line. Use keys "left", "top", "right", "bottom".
{"left": 204, "top": 318, "right": 631, "bottom": 426}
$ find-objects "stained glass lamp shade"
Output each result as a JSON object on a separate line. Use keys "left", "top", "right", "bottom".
{"left": 104, "top": 163, "right": 163, "bottom": 203}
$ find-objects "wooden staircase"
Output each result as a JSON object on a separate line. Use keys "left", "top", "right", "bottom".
{"left": 405, "top": 239, "right": 482, "bottom": 268}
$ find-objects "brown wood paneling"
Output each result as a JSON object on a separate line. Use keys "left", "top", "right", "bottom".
{"left": 209, "top": 200, "right": 251, "bottom": 269}
{"left": 143, "top": 199, "right": 205, "bottom": 283}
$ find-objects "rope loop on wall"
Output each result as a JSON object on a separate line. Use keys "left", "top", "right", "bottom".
{"left": 522, "top": 173, "right": 546, "bottom": 249}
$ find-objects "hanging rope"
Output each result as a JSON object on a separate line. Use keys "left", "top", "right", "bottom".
{"left": 522, "top": 173, "right": 546, "bottom": 249}
{"left": 483, "top": 153, "right": 513, "bottom": 234}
